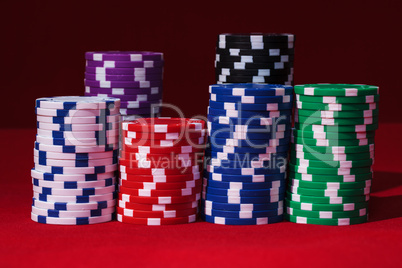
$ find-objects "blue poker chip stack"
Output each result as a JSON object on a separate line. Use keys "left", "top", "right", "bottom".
{"left": 84, "top": 51, "right": 164, "bottom": 121}
{"left": 215, "top": 33, "right": 294, "bottom": 85}
{"left": 201, "top": 84, "right": 294, "bottom": 225}
{"left": 31, "top": 96, "right": 120, "bottom": 225}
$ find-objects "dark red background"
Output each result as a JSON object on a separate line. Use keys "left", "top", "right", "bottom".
{"left": 1, "top": 0, "right": 401, "bottom": 127}
{"left": 1, "top": 1, "right": 402, "bottom": 267}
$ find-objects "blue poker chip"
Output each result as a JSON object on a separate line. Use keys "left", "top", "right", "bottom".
{"left": 202, "top": 199, "right": 283, "bottom": 211}
{"left": 208, "top": 107, "right": 292, "bottom": 118}
{"left": 208, "top": 136, "right": 291, "bottom": 147}
{"left": 205, "top": 150, "right": 288, "bottom": 162}
{"left": 203, "top": 178, "right": 286, "bottom": 190}
{"left": 203, "top": 192, "right": 285, "bottom": 204}
{"left": 203, "top": 207, "right": 283, "bottom": 218}
{"left": 205, "top": 158, "right": 287, "bottom": 169}
{"left": 209, "top": 143, "right": 289, "bottom": 154}
{"left": 208, "top": 129, "right": 290, "bottom": 140}
{"left": 208, "top": 122, "right": 291, "bottom": 132}
{"left": 209, "top": 84, "right": 293, "bottom": 96}
{"left": 204, "top": 170, "right": 286, "bottom": 182}
{"left": 207, "top": 114, "right": 291, "bottom": 126}
{"left": 201, "top": 213, "right": 284, "bottom": 225}
{"left": 204, "top": 186, "right": 286, "bottom": 197}
{"left": 209, "top": 100, "right": 293, "bottom": 111}
{"left": 207, "top": 165, "right": 286, "bottom": 175}
{"left": 209, "top": 93, "right": 293, "bottom": 104}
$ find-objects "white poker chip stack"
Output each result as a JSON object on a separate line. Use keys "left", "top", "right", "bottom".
{"left": 31, "top": 96, "right": 120, "bottom": 225}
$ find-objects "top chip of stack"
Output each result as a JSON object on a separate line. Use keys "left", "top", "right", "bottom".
{"left": 84, "top": 51, "right": 164, "bottom": 120}
{"left": 215, "top": 33, "right": 295, "bottom": 85}
{"left": 285, "top": 84, "right": 379, "bottom": 226}
{"left": 32, "top": 96, "right": 121, "bottom": 225}
{"left": 117, "top": 117, "right": 207, "bottom": 225}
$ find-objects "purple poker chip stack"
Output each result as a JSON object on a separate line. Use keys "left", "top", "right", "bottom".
{"left": 84, "top": 51, "right": 164, "bottom": 120}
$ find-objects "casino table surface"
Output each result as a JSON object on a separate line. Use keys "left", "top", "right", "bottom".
{"left": 1, "top": 124, "right": 401, "bottom": 268}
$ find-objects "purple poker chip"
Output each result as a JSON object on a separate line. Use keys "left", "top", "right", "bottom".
{"left": 86, "top": 60, "right": 164, "bottom": 68}
{"left": 119, "top": 100, "right": 162, "bottom": 109}
{"left": 85, "top": 92, "right": 162, "bottom": 102}
{"left": 85, "top": 87, "right": 162, "bottom": 96}
{"left": 85, "top": 67, "right": 163, "bottom": 75}
{"left": 84, "top": 79, "right": 162, "bottom": 89}
{"left": 120, "top": 106, "right": 161, "bottom": 115}
{"left": 84, "top": 73, "right": 163, "bottom": 82}
{"left": 85, "top": 51, "right": 163, "bottom": 62}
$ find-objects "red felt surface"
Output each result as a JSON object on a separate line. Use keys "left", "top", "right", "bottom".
{"left": 1, "top": 124, "right": 401, "bottom": 267}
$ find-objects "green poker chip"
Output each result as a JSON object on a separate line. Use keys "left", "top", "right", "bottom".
{"left": 291, "top": 150, "right": 374, "bottom": 161}
{"left": 286, "top": 191, "right": 370, "bottom": 204}
{"left": 292, "top": 129, "right": 375, "bottom": 140}
{"left": 291, "top": 150, "right": 374, "bottom": 162}
{"left": 292, "top": 135, "right": 375, "bottom": 146}
{"left": 291, "top": 143, "right": 375, "bottom": 154}
{"left": 289, "top": 163, "right": 372, "bottom": 175}
{"left": 294, "top": 84, "right": 379, "bottom": 97}
{"left": 286, "top": 207, "right": 368, "bottom": 219}
{"left": 296, "top": 94, "right": 379, "bottom": 104}
{"left": 285, "top": 199, "right": 369, "bottom": 212}
{"left": 288, "top": 185, "right": 371, "bottom": 197}
{"left": 296, "top": 101, "right": 377, "bottom": 111}
{"left": 288, "top": 178, "right": 372, "bottom": 190}
{"left": 294, "top": 122, "right": 379, "bottom": 132}
{"left": 290, "top": 156, "right": 373, "bottom": 168}
{"left": 289, "top": 171, "right": 373, "bottom": 183}
{"left": 285, "top": 213, "right": 369, "bottom": 226}
{"left": 296, "top": 109, "right": 379, "bottom": 119}
{"left": 295, "top": 115, "right": 378, "bottom": 126}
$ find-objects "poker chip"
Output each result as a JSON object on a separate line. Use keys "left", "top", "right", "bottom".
{"left": 285, "top": 199, "right": 369, "bottom": 212}
{"left": 117, "top": 118, "right": 207, "bottom": 224}
{"left": 84, "top": 51, "right": 164, "bottom": 118}
{"left": 201, "top": 214, "right": 283, "bottom": 225}
{"left": 31, "top": 212, "right": 114, "bottom": 225}
{"left": 285, "top": 84, "right": 379, "bottom": 226}
{"left": 203, "top": 84, "right": 293, "bottom": 225}
{"left": 215, "top": 33, "right": 294, "bottom": 86}
{"left": 202, "top": 199, "right": 283, "bottom": 211}
{"left": 31, "top": 96, "right": 120, "bottom": 225}
{"left": 117, "top": 214, "right": 197, "bottom": 225}
{"left": 284, "top": 214, "right": 368, "bottom": 226}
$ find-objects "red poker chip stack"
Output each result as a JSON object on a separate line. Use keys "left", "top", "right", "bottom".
{"left": 117, "top": 118, "right": 207, "bottom": 225}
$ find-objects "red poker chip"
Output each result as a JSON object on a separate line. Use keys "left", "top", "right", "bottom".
{"left": 119, "top": 178, "right": 202, "bottom": 190}
{"left": 120, "top": 151, "right": 204, "bottom": 162}
{"left": 119, "top": 164, "right": 202, "bottom": 175}
{"left": 118, "top": 200, "right": 199, "bottom": 211}
{"left": 117, "top": 213, "right": 197, "bottom": 225}
{"left": 117, "top": 207, "right": 198, "bottom": 218}
{"left": 118, "top": 192, "right": 201, "bottom": 204}
{"left": 120, "top": 172, "right": 201, "bottom": 183}
{"left": 124, "top": 136, "right": 206, "bottom": 148}
{"left": 118, "top": 158, "right": 201, "bottom": 169}
{"left": 119, "top": 185, "right": 201, "bottom": 197}
{"left": 123, "top": 130, "right": 206, "bottom": 141}
{"left": 122, "top": 144, "right": 204, "bottom": 154}
{"left": 122, "top": 118, "right": 206, "bottom": 133}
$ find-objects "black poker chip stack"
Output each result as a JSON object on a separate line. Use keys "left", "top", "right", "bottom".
{"left": 215, "top": 33, "right": 295, "bottom": 85}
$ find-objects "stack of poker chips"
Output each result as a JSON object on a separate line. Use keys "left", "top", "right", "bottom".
{"left": 286, "top": 84, "right": 379, "bottom": 226}
{"left": 117, "top": 118, "right": 207, "bottom": 225}
{"left": 215, "top": 33, "right": 294, "bottom": 85}
{"left": 31, "top": 96, "right": 120, "bottom": 225}
{"left": 202, "top": 84, "right": 294, "bottom": 225}
{"left": 84, "top": 51, "right": 164, "bottom": 120}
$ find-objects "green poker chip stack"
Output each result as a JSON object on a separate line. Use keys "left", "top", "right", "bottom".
{"left": 286, "top": 84, "right": 380, "bottom": 226}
